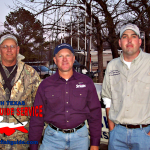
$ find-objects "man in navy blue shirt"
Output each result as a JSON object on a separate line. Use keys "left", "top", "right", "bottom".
{"left": 29, "top": 43, "right": 102, "bottom": 150}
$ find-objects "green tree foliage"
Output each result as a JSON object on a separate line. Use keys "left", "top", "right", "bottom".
{"left": 2, "top": 7, "right": 46, "bottom": 62}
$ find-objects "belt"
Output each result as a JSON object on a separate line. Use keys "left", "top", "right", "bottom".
{"left": 49, "top": 122, "right": 85, "bottom": 133}
{"left": 120, "top": 124, "right": 150, "bottom": 129}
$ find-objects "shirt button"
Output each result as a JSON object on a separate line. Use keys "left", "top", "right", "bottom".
{"left": 80, "top": 94, "right": 82, "bottom": 96}
{"left": 66, "top": 92, "right": 68, "bottom": 94}
{"left": 66, "top": 82, "right": 67, "bottom": 84}
{"left": 127, "top": 95, "right": 129, "bottom": 96}
{"left": 66, "top": 111, "right": 68, "bottom": 113}
{"left": 67, "top": 121, "right": 69, "bottom": 122}
{"left": 66, "top": 102, "right": 68, "bottom": 104}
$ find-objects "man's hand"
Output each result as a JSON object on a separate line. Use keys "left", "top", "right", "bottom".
{"left": 106, "top": 108, "right": 115, "bottom": 131}
{"left": 90, "top": 146, "right": 99, "bottom": 150}
{"left": 148, "top": 131, "right": 150, "bottom": 136}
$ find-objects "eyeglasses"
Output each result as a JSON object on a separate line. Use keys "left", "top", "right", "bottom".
{"left": 0, "top": 45, "right": 17, "bottom": 51}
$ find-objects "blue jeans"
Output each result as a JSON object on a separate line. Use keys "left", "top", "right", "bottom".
{"left": 109, "top": 124, "right": 150, "bottom": 150}
{"left": 39, "top": 124, "right": 89, "bottom": 150}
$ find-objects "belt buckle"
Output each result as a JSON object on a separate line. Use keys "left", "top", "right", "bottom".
{"left": 62, "top": 129, "right": 74, "bottom": 133}
{"left": 70, "top": 129, "right": 74, "bottom": 133}
{"left": 62, "top": 129, "right": 69, "bottom": 133}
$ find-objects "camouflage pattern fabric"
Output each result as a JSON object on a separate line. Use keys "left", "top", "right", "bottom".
{"left": 0, "top": 54, "right": 41, "bottom": 150}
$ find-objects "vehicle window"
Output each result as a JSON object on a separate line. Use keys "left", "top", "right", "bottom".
{"left": 38, "top": 66, "right": 50, "bottom": 72}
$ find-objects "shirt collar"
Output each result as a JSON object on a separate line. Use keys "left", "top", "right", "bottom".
{"left": 120, "top": 49, "right": 143, "bottom": 65}
{"left": 53, "top": 68, "right": 78, "bottom": 82}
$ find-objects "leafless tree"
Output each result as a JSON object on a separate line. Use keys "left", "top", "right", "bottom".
{"left": 125, "top": 0, "right": 150, "bottom": 53}
{"left": 10, "top": 0, "right": 149, "bottom": 82}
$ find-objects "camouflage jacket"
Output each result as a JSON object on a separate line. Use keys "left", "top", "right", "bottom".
{"left": 0, "top": 54, "right": 41, "bottom": 150}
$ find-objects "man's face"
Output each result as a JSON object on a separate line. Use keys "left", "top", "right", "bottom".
{"left": 0, "top": 39, "right": 19, "bottom": 66}
{"left": 119, "top": 30, "right": 142, "bottom": 60}
{"left": 53, "top": 48, "right": 75, "bottom": 73}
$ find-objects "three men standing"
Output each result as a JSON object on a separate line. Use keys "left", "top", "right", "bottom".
{"left": 3, "top": 23, "right": 148, "bottom": 150}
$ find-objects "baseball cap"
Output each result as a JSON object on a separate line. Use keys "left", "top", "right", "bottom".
{"left": 120, "top": 24, "right": 140, "bottom": 38}
{"left": 54, "top": 43, "right": 74, "bottom": 56}
{"left": 0, "top": 34, "right": 18, "bottom": 45}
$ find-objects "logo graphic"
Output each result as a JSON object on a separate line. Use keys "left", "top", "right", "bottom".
{"left": 109, "top": 70, "right": 120, "bottom": 76}
{"left": 76, "top": 82, "right": 86, "bottom": 88}
{"left": 58, "top": 43, "right": 70, "bottom": 48}
{"left": 0, "top": 116, "right": 28, "bottom": 136}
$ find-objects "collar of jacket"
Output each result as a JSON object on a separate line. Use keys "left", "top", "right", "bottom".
{"left": 0, "top": 54, "right": 25, "bottom": 83}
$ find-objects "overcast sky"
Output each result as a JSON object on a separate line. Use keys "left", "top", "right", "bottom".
{"left": 0, "top": 0, "right": 15, "bottom": 31}
{"left": 0, "top": 0, "right": 47, "bottom": 32}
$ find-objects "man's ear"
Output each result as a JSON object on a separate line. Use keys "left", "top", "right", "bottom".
{"left": 17, "top": 46, "right": 20, "bottom": 54}
{"left": 119, "top": 39, "right": 121, "bottom": 48}
{"left": 53, "top": 57, "right": 56, "bottom": 64}
{"left": 139, "top": 38, "right": 142, "bottom": 47}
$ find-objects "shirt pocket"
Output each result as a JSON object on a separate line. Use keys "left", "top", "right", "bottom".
{"left": 134, "top": 77, "right": 150, "bottom": 103}
{"left": 45, "top": 90, "right": 63, "bottom": 112}
{"left": 71, "top": 90, "right": 87, "bottom": 110}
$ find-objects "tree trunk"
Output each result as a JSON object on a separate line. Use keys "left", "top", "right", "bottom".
{"left": 145, "top": 33, "right": 150, "bottom": 53}
{"left": 97, "top": 44, "right": 103, "bottom": 83}
{"left": 110, "top": 42, "right": 119, "bottom": 58}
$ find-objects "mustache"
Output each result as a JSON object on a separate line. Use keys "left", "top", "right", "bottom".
{"left": 126, "top": 43, "right": 133, "bottom": 47}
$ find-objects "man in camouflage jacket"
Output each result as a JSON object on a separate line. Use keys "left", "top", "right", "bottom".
{"left": 0, "top": 34, "right": 41, "bottom": 150}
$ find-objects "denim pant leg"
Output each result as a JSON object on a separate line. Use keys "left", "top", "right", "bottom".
{"left": 108, "top": 124, "right": 129, "bottom": 150}
{"left": 39, "top": 125, "right": 65, "bottom": 150}
{"left": 109, "top": 124, "right": 150, "bottom": 150}
{"left": 131, "top": 125, "right": 150, "bottom": 150}
{"left": 39, "top": 125, "right": 89, "bottom": 150}
{"left": 69, "top": 125, "right": 90, "bottom": 150}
